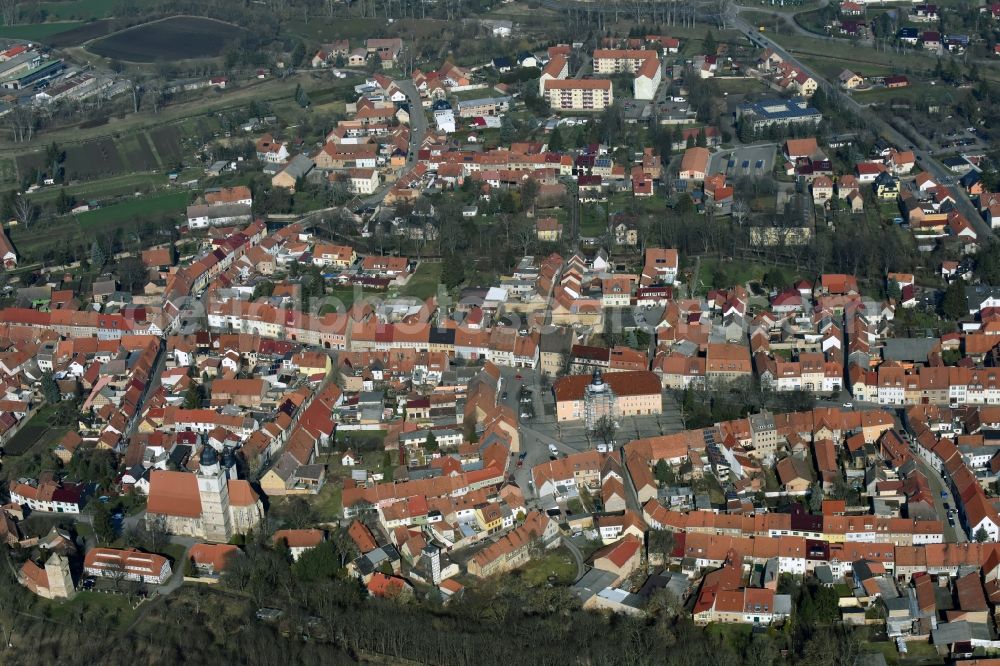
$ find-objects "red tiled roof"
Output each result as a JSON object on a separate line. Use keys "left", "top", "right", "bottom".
{"left": 147, "top": 470, "right": 201, "bottom": 518}
{"left": 273, "top": 529, "right": 324, "bottom": 549}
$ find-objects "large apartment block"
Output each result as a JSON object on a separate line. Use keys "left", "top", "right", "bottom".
{"left": 544, "top": 79, "right": 614, "bottom": 112}
{"left": 592, "top": 49, "right": 661, "bottom": 100}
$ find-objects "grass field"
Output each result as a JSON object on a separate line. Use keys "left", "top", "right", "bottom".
{"left": 792, "top": 7, "right": 832, "bottom": 35}
{"left": 697, "top": 257, "right": 770, "bottom": 293}
{"left": 763, "top": 30, "right": 1000, "bottom": 85}
{"left": 4, "top": 421, "right": 49, "bottom": 456}
{"left": 861, "top": 639, "right": 944, "bottom": 665}
{"left": 0, "top": 158, "right": 16, "bottom": 185}
{"left": 289, "top": 15, "right": 447, "bottom": 42}
{"left": 400, "top": 262, "right": 443, "bottom": 300}
{"left": 48, "top": 591, "right": 138, "bottom": 628}
{"left": 88, "top": 16, "right": 245, "bottom": 62}
{"left": 742, "top": 10, "right": 798, "bottom": 30}
{"left": 320, "top": 286, "right": 360, "bottom": 313}
{"left": 714, "top": 77, "right": 771, "bottom": 95}
{"left": 312, "top": 481, "right": 342, "bottom": 522}
{"left": 46, "top": 19, "right": 114, "bottom": 46}
{"left": 736, "top": 0, "right": 818, "bottom": 11}
{"left": 75, "top": 190, "right": 189, "bottom": 229}
{"left": 852, "top": 84, "right": 942, "bottom": 104}
{"left": 0, "top": 405, "right": 69, "bottom": 482}
{"left": 519, "top": 548, "right": 578, "bottom": 586}
{"left": 17, "top": 135, "right": 138, "bottom": 183}
{"left": 0, "top": 71, "right": 333, "bottom": 153}
{"left": 608, "top": 192, "right": 668, "bottom": 216}
{"left": 705, "top": 623, "right": 754, "bottom": 647}
{"left": 340, "top": 430, "right": 387, "bottom": 447}
{"left": 0, "top": 21, "right": 82, "bottom": 40}
{"left": 286, "top": 17, "right": 382, "bottom": 41}
{"left": 37, "top": 0, "right": 120, "bottom": 20}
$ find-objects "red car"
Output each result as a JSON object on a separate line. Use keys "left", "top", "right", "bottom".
{"left": 515, "top": 373, "right": 522, "bottom": 379}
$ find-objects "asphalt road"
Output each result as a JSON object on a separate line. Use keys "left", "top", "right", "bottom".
{"left": 561, "top": 535, "right": 586, "bottom": 581}
{"left": 910, "top": 454, "right": 967, "bottom": 543}
{"left": 392, "top": 78, "right": 428, "bottom": 164}
{"left": 122, "top": 340, "right": 167, "bottom": 446}
{"left": 346, "top": 77, "right": 428, "bottom": 212}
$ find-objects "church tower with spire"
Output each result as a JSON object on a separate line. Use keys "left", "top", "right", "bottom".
{"left": 197, "top": 446, "right": 232, "bottom": 542}
{"left": 583, "top": 368, "right": 618, "bottom": 431}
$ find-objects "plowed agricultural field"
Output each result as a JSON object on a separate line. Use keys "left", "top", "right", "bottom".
{"left": 87, "top": 16, "right": 244, "bottom": 62}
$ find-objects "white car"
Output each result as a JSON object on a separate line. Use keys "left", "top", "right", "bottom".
{"left": 842, "top": 402, "right": 854, "bottom": 409}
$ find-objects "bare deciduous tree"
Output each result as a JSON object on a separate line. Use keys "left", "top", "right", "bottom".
{"left": 12, "top": 194, "right": 37, "bottom": 229}
{"left": 0, "top": 0, "right": 16, "bottom": 27}
{"left": 129, "top": 79, "right": 143, "bottom": 114}
{"left": 6, "top": 105, "right": 36, "bottom": 143}
{"left": 732, "top": 199, "right": 750, "bottom": 227}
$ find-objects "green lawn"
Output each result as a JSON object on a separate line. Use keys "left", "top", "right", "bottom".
{"left": 47, "top": 590, "right": 137, "bottom": 628}
{"left": 714, "top": 77, "right": 771, "bottom": 95}
{"left": 862, "top": 642, "right": 903, "bottom": 665}
{"left": 607, "top": 191, "right": 668, "bottom": 216}
{"left": 833, "top": 583, "right": 853, "bottom": 597}
{"left": 451, "top": 88, "right": 497, "bottom": 102}
{"left": 852, "top": 84, "right": 941, "bottom": 105}
{"left": 520, "top": 548, "right": 578, "bottom": 586}
{"left": 899, "top": 641, "right": 941, "bottom": 662}
{"left": 399, "top": 262, "right": 442, "bottom": 300}
{"left": 579, "top": 205, "right": 608, "bottom": 237}
{"left": 705, "top": 622, "right": 754, "bottom": 646}
{"left": 0, "top": 22, "right": 82, "bottom": 40}
{"left": 75, "top": 191, "right": 189, "bottom": 229}
{"left": 321, "top": 286, "right": 360, "bottom": 313}
{"left": 27, "top": 173, "right": 168, "bottom": 204}
{"left": 161, "top": 543, "right": 188, "bottom": 566}
{"left": 703, "top": 475, "right": 727, "bottom": 505}
{"left": 337, "top": 430, "right": 387, "bottom": 453}
{"left": 877, "top": 201, "right": 903, "bottom": 222}
{"left": 697, "top": 257, "right": 770, "bottom": 292}
{"left": 313, "top": 481, "right": 342, "bottom": 522}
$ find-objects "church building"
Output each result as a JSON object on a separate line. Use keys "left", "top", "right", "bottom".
{"left": 145, "top": 447, "right": 264, "bottom": 542}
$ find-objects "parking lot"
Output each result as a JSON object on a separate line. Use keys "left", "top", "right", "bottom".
{"left": 938, "top": 126, "right": 985, "bottom": 152}
{"left": 499, "top": 366, "right": 686, "bottom": 498}
{"left": 708, "top": 144, "right": 776, "bottom": 179}
{"left": 501, "top": 367, "right": 686, "bottom": 497}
